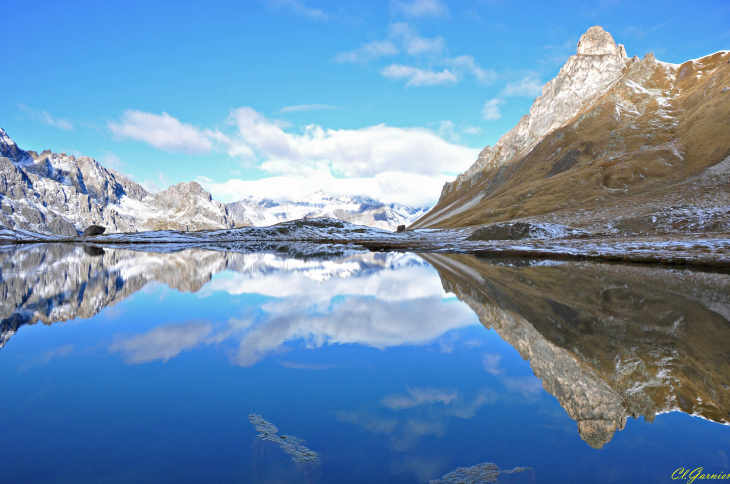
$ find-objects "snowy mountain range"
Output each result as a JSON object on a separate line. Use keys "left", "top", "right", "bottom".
{"left": 226, "top": 191, "right": 430, "bottom": 231}
{"left": 0, "top": 128, "right": 429, "bottom": 235}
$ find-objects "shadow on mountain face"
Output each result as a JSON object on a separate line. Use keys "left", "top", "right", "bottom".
{"left": 420, "top": 253, "right": 730, "bottom": 449}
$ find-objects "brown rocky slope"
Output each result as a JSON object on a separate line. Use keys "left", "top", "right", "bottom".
{"left": 411, "top": 27, "right": 730, "bottom": 236}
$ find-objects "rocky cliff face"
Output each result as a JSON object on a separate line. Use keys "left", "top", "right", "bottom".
{"left": 0, "top": 128, "right": 233, "bottom": 234}
{"left": 423, "top": 253, "right": 730, "bottom": 448}
{"left": 412, "top": 26, "right": 730, "bottom": 233}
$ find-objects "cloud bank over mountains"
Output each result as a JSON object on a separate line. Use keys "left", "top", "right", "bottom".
{"left": 108, "top": 107, "right": 479, "bottom": 206}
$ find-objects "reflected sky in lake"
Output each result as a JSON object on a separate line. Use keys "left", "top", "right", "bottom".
{"left": 1, "top": 244, "right": 729, "bottom": 483}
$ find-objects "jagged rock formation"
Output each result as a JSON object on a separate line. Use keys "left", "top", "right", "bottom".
{"left": 422, "top": 253, "right": 730, "bottom": 448}
{"left": 412, "top": 26, "right": 730, "bottom": 234}
{"left": 226, "top": 190, "right": 430, "bottom": 232}
{"left": 0, "top": 128, "right": 234, "bottom": 234}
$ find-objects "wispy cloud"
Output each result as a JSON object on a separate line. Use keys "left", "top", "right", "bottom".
{"left": 264, "top": 0, "right": 331, "bottom": 21}
{"left": 335, "top": 39, "right": 399, "bottom": 64}
{"left": 382, "top": 387, "right": 458, "bottom": 409}
{"left": 446, "top": 55, "right": 497, "bottom": 84}
{"left": 19, "top": 344, "right": 74, "bottom": 371}
{"left": 502, "top": 75, "right": 543, "bottom": 97}
{"left": 109, "top": 320, "right": 212, "bottom": 363}
{"left": 390, "top": 0, "right": 449, "bottom": 18}
{"left": 335, "top": 23, "right": 445, "bottom": 64}
{"left": 481, "top": 98, "right": 504, "bottom": 120}
{"left": 18, "top": 104, "right": 73, "bottom": 130}
{"left": 279, "top": 104, "right": 338, "bottom": 113}
{"left": 482, "top": 353, "right": 502, "bottom": 374}
{"left": 381, "top": 64, "right": 457, "bottom": 86}
{"left": 108, "top": 110, "right": 224, "bottom": 155}
{"left": 390, "top": 22, "right": 446, "bottom": 56}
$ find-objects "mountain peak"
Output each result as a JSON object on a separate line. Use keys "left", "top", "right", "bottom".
{"left": 577, "top": 26, "right": 627, "bottom": 58}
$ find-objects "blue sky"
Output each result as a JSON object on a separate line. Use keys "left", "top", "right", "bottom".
{"left": 3, "top": 0, "right": 729, "bottom": 206}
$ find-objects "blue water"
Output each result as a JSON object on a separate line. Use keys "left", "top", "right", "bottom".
{"left": 0, "top": 246, "right": 728, "bottom": 483}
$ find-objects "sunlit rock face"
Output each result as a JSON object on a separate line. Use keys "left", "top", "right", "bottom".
{"left": 413, "top": 26, "right": 730, "bottom": 234}
{"left": 422, "top": 253, "right": 730, "bottom": 448}
{"left": 0, "top": 128, "right": 234, "bottom": 235}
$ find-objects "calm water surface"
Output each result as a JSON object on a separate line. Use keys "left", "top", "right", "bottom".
{"left": 1, "top": 244, "right": 729, "bottom": 483}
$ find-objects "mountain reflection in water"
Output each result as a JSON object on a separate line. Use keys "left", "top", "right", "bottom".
{"left": 1, "top": 243, "right": 729, "bottom": 456}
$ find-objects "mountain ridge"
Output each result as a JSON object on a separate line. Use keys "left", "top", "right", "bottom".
{"left": 411, "top": 26, "right": 730, "bottom": 235}
{"left": 0, "top": 130, "right": 428, "bottom": 234}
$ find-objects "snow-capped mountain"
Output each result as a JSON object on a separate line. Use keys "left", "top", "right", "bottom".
{"left": 0, "top": 128, "right": 233, "bottom": 235}
{"left": 0, "top": 129, "right": 429, "bottom": 235}
{"left": 226, "top": 190, "right": 431, "bottom": 232}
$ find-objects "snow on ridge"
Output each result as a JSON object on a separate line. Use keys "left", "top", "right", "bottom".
{"left": 226, "top": 191, "right": 431, "bottom": 232}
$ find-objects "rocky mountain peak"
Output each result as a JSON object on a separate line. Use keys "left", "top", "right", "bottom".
{"left": 576, "top": 26, "right": 627, "bottom": 58}
{"left": 0, "top": 127, "right": 30, "bottom": 164}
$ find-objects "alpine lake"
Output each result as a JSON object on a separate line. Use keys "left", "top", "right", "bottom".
{"left": 1, "top": 243, "right": 729, "bottom": 483}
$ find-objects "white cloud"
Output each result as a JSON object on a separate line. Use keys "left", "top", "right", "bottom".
{"left": 381, "top": 64, "right": 457, "bottom": 87}
{"left": 110, "top": 107, "right": 478, "bottom": 206}
{"left": 18, "top": 104, "right": 73, "bottom": 130}
{"left": 279, "top": 104, "right": 338, "bottom": 113}
{"left": 502, "top": 76, "right": 543, "bottom": 97}
{"left": 446, "top": 55, "right": 497, "bottom": 85}
{"left": 390, "top": 0, "right": 448, "bottom": 18}
{"left": 389, "top": 22, "right": 446, "bottom": 56}
{"left": 481, "top": 98, "right": 504, "bottom": 120}
{"left": 265, "top": 0, "right": 330, "bottom": 21}
{"left": 335, "top": 39, "right": 399, "bottom": 64}
{"left": 108, "top": 110, "right": 220, "bottom": 154}
{"left": 226, "top": 107, "right": 477, "bottom": 178}
{"left": 109, "top": 320, "right": 213, "bottom": 363}
{"left": 199, "top": 171, "right": 449, "bottom": 207}
{"left": 482, "top": 353, "right": 502, "bottom": 374}
{"left": 462, "top": 125, "right": 482, "bottom": 134}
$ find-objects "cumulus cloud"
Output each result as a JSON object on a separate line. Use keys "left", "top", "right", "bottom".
{"left": 108, "top": 110, "right": 221, "bottom": 154}
{"left": 110, "top": 107, "right": 478, "bottom": 206}
{"left": 502, "top": 76, "right": 543, "bottom": 97}
{"left": 481, "top": 98, "right": 504, "bottom": 120}
{"left": 225, "top": 106, "right": 477, "bottom": 177}
{"left": 381, "top": 64, "right": 457, "bottom": 87}
{"left": 18, "top": 104, "right": 73, "bottom": 130}
{"left": 335, "top": 39, "right": 399, "bottom": 64}
{"left": 279, "top": 104, "right": 338, "bottom": 113}
{"left": 199, "top": 171, "right": 448, "bottom": 207}
{"left": 390, "top": 0, "right": 448, "bottom": 18}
